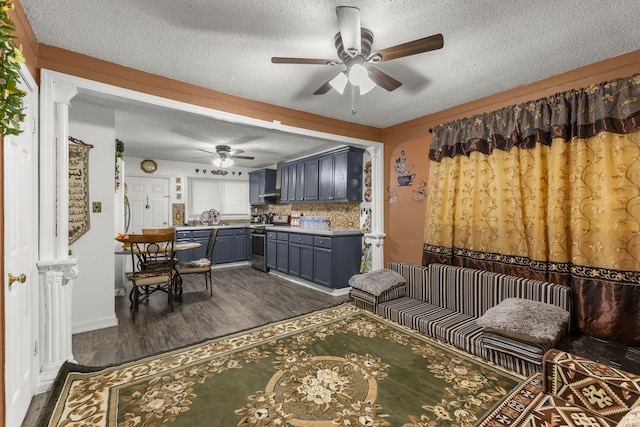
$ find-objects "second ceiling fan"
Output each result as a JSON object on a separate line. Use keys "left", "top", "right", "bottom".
{"left": 272, "top": 6, "right": 443, "bottom": 96}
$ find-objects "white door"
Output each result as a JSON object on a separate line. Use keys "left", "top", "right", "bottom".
{"left": 4, "top": 70, "right": 38, "bottom": 427}
{"left": 126, "top": 176, "right": 170, "bottom": 233}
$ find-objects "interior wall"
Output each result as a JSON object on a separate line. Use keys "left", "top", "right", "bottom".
{"left": 381, "top": 49, "right": 640, "bottom": 266}
{"left": 381, "top": 128, "right": 431, "bottom": 266}
{"left": 69, "top": 101, "right": 119, "bottom": 333}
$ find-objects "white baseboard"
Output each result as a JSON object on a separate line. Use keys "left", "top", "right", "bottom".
{"left": 72, "top": 314, "right": 119, "bottom": 334}
{"left": 268, "top": 270, "right": 351, "bottom": 296}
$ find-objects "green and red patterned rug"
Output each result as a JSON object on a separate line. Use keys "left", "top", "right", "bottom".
{"left": 39, "top": 304, "right": 523, "bottom": 426}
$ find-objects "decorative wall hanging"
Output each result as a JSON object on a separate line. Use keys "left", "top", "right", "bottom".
{"left": 394, "top": 150, "right": 415, "bottom": 186}
{"left": 411, "top": 180, "right": 427, "bottom": 204}
{"left": 363, "top": 160, "right": 372, "bottom": 202}
{"left": 68, "top": 136, "right": 93, "bottom": 244}
{"left": 386, "top": 186, "right": 399, "bottom": 206}
{"left": 211, "top": 169, "right": 229, "bottom": 176}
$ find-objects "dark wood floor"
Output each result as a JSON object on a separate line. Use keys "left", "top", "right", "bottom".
{"left": 22, "top": 265, "right": 349, "bottom": 426}
{"left": 22, "top": 265, "right": 640, "bottom": 426}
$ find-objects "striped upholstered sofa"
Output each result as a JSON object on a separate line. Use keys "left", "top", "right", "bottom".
{"left": 350, "top": 262, "right": 573, "bottom": 376}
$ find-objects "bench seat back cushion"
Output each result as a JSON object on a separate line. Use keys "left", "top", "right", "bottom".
{"left": 389, "top": 263, "right": 572, "bottom": 324}
{"left": 389, "top": 262, "right": 430, "bottom": 302}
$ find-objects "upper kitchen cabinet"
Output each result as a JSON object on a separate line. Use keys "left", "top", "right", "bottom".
{"left": 280, "top": 146, "right": 364, "bottom": 203}
{"left": 318, "top": 147, "right": 364, "bottom": 202}
{"left": 249, "top": 169, "right": 276, "bottom": 205}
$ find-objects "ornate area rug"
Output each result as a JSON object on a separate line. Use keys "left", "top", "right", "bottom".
{"left": 39, "top": 304, "right": 523, "bottom": 426}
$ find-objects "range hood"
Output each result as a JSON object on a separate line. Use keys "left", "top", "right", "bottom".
{"left": 258, "top": 188, "right": 281, "bottom": 198}
{"left": 258, "top": 162, "right": 283, "bottom": 198}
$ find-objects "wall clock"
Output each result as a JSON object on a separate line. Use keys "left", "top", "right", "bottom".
{"left": 140, "top": 159, "right": 157, "bottom": 173}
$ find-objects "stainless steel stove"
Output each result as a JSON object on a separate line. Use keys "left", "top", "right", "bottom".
{"left": 250, "top": 226, "right": 268, "bottom": 272}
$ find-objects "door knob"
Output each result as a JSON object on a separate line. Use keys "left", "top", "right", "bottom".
{"left": 8, "top": 273, "right": 26, "bottom": 284}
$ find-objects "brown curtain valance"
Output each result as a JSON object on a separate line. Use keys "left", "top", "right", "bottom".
{"left": 430, "top": 74, "right": 640, "bottom": 162}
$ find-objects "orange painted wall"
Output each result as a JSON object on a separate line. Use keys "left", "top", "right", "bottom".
{"left": 381, "top": 127, "right": 432, "bottom": 266}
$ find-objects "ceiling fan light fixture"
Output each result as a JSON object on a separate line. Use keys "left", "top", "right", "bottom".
{"left": 329, "top": 72, "right": 349, "bottom": 94}
{"left": 358, "top": 76, "right": 376, "bottom": 95}
{"left": 348, "top": 63, "right": 375, "bottom": 94}
{"left": 213, "top": 157, "right": 234, "bottom": 168}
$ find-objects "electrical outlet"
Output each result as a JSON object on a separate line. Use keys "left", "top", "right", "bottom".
{"left": 92, "top": 202, "right": 102, "bottom": 213}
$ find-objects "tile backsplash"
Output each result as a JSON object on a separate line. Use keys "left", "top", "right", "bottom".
{"left": 263, "top": 202, "right": 360, "bottom": 229}
{"left": 174, "top": 202, "right": 360, "bottom": 229}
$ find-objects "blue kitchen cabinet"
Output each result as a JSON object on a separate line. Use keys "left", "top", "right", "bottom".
{"left": 266, "top": 231, "right": 277, "bottom": 270}
{"left": 213, "top": 229, "right": 234, "bottom": 264}
{"left": 312, "top": 234, "right": 362, "bottom": 288}
{"left": 318, "top": 147, "right": 364, "bottom": 202}
{"left": 288, "top": 233, "right": 315, "bottom": 279}
{"left": 304, "top": 158, "right": 319, "bottom": 201}
{"left": 249, "top": 169, "right": 276, "bottom": 205}
{"left": 276, "top": 232, "right": 289, "bottom": 273}
{"left": 289, "top": 242, "right": 301, "bottom": 277}
{"left": 175, "top": 229, "right": 211, "bottom": 262}
{"left": 175, "top": 230, "right": 194, "bottom": 263}
{"left": 234, "top": 228, "right": 249, "bottom": 261}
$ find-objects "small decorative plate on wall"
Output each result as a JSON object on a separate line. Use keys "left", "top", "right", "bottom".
{"left": 140, "top": 159, "right": 157, "bottom": 173}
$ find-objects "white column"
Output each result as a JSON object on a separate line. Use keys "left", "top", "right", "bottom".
{"left": 365, "top": 144, "right": 385, "bottom": 270}
{"left": 36, "top": 261, "right": 78, "bottom": 393}
{"left": 37, "top": 72, "right": 80, "bottom": 392}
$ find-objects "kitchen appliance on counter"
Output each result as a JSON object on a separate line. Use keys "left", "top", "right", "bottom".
{"left": 250, "top": 226, "right": 268, "bottom": 272}
{"left": 272, "top": 215, "right": 290, "bottom": 226}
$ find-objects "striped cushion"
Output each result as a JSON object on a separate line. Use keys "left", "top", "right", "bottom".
{"left": 430, "top": 313, "right": 487, "bottom": 358}
{"left": 377, "top": 297, "right": 440, "bottom": 326}
{"left": 379, "top": 262, "right": 573, "bottom": 376}
{"left": 389, "top": 262, "right": 430, "bottom": 301}
{"left": 350, "top": 285, "right": 406, "bottom": 312}
{"left": 481, "top": 331, "right": 551, "bottom": 364}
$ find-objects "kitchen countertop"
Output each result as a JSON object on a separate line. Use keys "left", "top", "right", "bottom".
{"left": 175, "top": 224, "right": 362, "bottom": 236}
{"left": 176, "top": 224, "right": 253, "bottom": 230}
{"left": 267, "top": 226, "right": 362, "bottom": 236}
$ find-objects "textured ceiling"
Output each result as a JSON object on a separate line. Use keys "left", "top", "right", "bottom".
{"left": 20, "top": 1, "right": 640, "bottom": 165}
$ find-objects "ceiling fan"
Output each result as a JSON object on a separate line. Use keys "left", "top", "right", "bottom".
{"left": 194, "top": 145, "right": 255, "bottom": 167}
{"left": 271, "top": 6, "right": 444, "bottom": 97}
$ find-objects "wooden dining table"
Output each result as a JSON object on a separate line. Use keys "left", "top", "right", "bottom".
{"left": 115, "top": 241, "right": 202, "bottom": 302}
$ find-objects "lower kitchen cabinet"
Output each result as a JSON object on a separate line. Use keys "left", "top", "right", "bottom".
{"left": 177, "top": 228, "right": 249, "bottom": 265}
{"left": 289, "top": 234, "right": 314, "bottom": 281}
{"left": 276, "top": 232, "right": 289, "bottom": 273}
{"left": 266, "top": 231, "right": 277, "bottom": 270}
{"left": 267, "top": 230, "right": 361, "bottom": 289}
{"left": 234, "top": 228, "right": 249, "bottom": 261}
{"left": 175, "top": 229, "right": 211, "bottom": 262}
{"left": 213, "top": 228, "right": 249, "bottom": 264}
{"left": 312, "top": 235, "right": 362, "bottom": 288}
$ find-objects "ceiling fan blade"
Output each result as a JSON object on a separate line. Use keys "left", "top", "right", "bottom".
{"left": 227, "top": 149, "right": 245, "bottom": 156}
{"left": 336, "top": 6, "right": 361, "bottom": 55}
{"left": 272, "top": 57, "right": 339, "bottom": 65}
{"left": 197, "top": 149, "right": 217, "bottom": 155}
{"left": 369, "top": 67, "right": 402, "bottom": 91}
{"left": 373, "top": 33, "right": 444, "bottom": 62}
{"left": 230, "top": 155, "right": 255, "bottom": 160}
{"left": 313, "top": 79, "right": 334, "bottom": 95}
{"left": 192, "top": 155, "right": 218, "bottom": 159}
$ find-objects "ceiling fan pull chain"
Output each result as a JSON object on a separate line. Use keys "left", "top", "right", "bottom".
{"left": 351, "top": 85, "right": 357, "bottom": 115}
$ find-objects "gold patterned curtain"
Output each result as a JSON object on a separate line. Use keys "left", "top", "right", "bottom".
{"left": 424, "top": 74, "right": 640, "bottom": 345}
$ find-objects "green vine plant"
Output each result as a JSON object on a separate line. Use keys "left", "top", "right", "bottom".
{"left": 1, "top": 0, "right": 26, "bottom": 136}
{"left": 115, "top": 138, "right": 125, "bottom": 191}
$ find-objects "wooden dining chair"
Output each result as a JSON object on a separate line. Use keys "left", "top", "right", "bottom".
{"left": 175, "top": 228, "right": 218, "bottom": 296}
{"left": 127, "top": 231, "right": 176, "bottom": 320}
